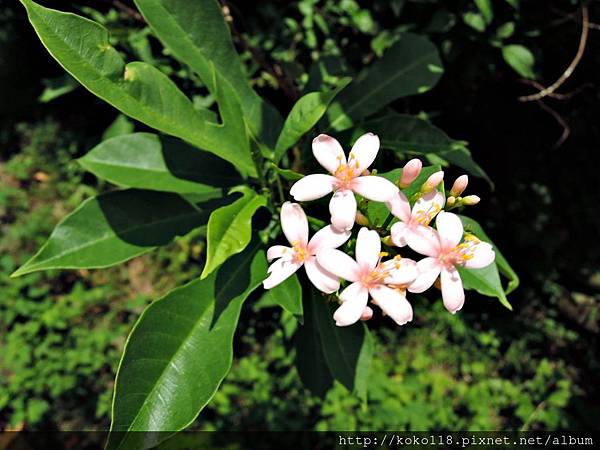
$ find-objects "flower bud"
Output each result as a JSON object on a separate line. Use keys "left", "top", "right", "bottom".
{"left": 462, "top": 195, "right": 480, "bottom": 205}
{"left": 399, "top": 159, "right": 422, "bottom": 188}
{"left": 446, "top": 196, "right": 456, "bottom": 207}
{"left": 450, "top": 175, "right": 468, "bottom": 197}
{"left": 421, "top": 171, "right": 444, "bottom": 193}
{"left": 360, "top": 306, "right": 374, "bottom": 321}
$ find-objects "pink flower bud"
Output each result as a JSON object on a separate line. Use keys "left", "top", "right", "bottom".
{"left": 360, "top": 306, "right": 374, "bottom": 321}
{"left": 462, "top": 195, "right": 480, "bottom": 205}
{"left": 450, "top": 175, "right": 468, "bottom": 197}
{"left": 421, "top": 171, "right": 444, "bottom": 192}
{"left": 399, "top": 159, "right": 422, "bottom": 188}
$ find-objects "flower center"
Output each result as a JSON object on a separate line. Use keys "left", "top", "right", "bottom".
{"left": 413, "top": 201, "right": 442, "bottom": 226}
{"left": 360, "top": 252, "right": 392, "bottom": 287}
{"left": 291, "top": 241, "right": 307, "bottom": 263}
{"left": 334, "top": 156, "right": 360, "bottom": 190}
{"left": 440, "top": 234, "right": 480, "bottom": 267}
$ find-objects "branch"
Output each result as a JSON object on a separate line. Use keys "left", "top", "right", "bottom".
{"left": 518, "top": 6, "right": 589, "bottom": 102}
{"left": 537, "top": 100, "right": 570, "bottom": 149}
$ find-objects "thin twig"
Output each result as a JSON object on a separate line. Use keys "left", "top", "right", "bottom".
{"left": 518, "top": 6, "right": 589, "bottom": 102}
{"left": 537, "top": 100, "right": 571, "bottom": 149}
{"left": 518, "top": 79, "right": 594, "bottom": 100}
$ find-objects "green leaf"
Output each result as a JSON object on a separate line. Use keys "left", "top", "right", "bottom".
{"left": 294, "top": 288, "right": 333, "bottom": 398}
{"left": 311, "top": 289, "right": 373, "bottom": 400}
{"left": 274, "top": 78, "right": 351, "bottom": 161}
{"left": 457, "top": 263, "right": 512, "bottom": 311}
{"left": 459, "top": 215, "right": 520, "bottom": 295}
{"left": 107, "top": 242, "right": 267, "bottom": 450}
{"left": 132, "top": 0, "right": 282, "bottom": 147}
{"left": 102, "top": 114, "right": 135, "bottom": 141}
{"left": 271, "top": 165, "right": 304, "bottom": 182}
{"left": 502, "top": 44, "right": 535, "bottom": 79}
{"left": 474, "top": 0, "right": 494, "bottom": 25}
{"left": 78, "top": 133, "right": 241, "bottom": 197}
{"left": 325, "top": 33, "right": 443, "bottom": 131}
{"left": 201, "top": 188, "right": 268, "bottom": 279}
{"left": 20, "top": 0, "right": 255, "bottom": 176}
{"left": 11, "top": 190, "right": 208, "bottom": 277}
{"left": 496, "top": 22, "right": 515, "bottom": 40}
{"left": 257, "top": 274, "right": 303, "bottom": 323}
{"left": 38, "top": 74, "right": 78, "bottom": 103}
{"left": 463, "top": 12, "right": 486, "bottom": 32}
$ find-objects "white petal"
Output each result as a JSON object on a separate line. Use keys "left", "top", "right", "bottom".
{"left": 440, "top": 266, "right": 465, "bottom": 314}
{"left": 390, "top": 221, "right": 408, "bottom": 247}
{"left": 411, "top": 189, "right": 445, "bottom": 224}
{"left": 436, "top": 211, "right": 464, "bottom": 251}
{"left": 405, "top": 225, "right": 441, "bottom": 257}
{"left": 316, "top": 248, "right": 361, "bottom": 282}
{"left": 348, "top": 132, "right": 379, "bottom": 170}
{"left": 312, "top": 134, "right": 346, "bottom": 174}
{"left": 290, "top": 174, "right": 335, "bottom": 201}
{"left": 334, "top": 282, "right": 369, "bottom": 326}
{"left": 382, "top": 258, "right": 419, "bottom": 286}
{"left": 355, "top": 227, "right": 381, "bottom": 270}
{"left": 267, "top": 245, "right": 292, "bottom": 262}
{"left": 386, "top": 190, "right": 411, "bottom": 222}
{"left": 351, "top": 176, "right": 399, "bottom": 202}
{"left": 329, "top": 189, "right": 357, "bottom": 232}
{"left": 407, "top": 257, "right": 441, "bottom": 293}
{"left": 307, "top": 225, "right": 351, "bottom": 254}
{"left": 464, "top": 242, "right": 496, "bottom": 269}
{"left": 304, "top": 256, "right": 340, "bottom": 293}
{"left": 280, "top": 202, "right": 309, "bottom": 246}
{"left": 370, "top": 285, "right": 413, "bottom": 326}
{"left": 262, "top": 259, "right": 302, "bottom": 289}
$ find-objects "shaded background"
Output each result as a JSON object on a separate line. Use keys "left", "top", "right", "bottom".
{"left": 1, "top": 0, "right": 599, "bottom": 431}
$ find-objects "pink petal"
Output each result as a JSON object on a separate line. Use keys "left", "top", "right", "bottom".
{"left": 304, "top": 256, "right": 340, "bottom": 294}
{"left": 334, "top": 282, "right": 369, "bottom": 326}
{"left": 347, "top": 132, "right": 380, "bottom": 171}
{"left": 262, "top": 259, "right": 302, "bottom": 289}
{"left": 307, "top": 225, "right": 351, "bottom": 254}
{"left": 290, "top": 174, "right": 335, "bottom": 201}
{"left": 316, "top": 248, "right": 361, "bottom": 282}
{"left": 370, "top": 285, "right": 413, "bottom": 326}
{"left": 407, "top": 257, "right": 442, "bottom": 293}
{"left": 312, "top": 134, "right": 346, "bottom": 174}
{"left": 386, "top": 190, "right": 411, "bottom": 222}
{"left": 411, "top": 189, "right": 444, "bottom": 223}
{"left": 382, "top": 258, "right": 419, "bottom": 286}
{"left": 280, "top": 202, "right": 309, "bottom": 247}
{"left": 267, "top": 245, "right": 292, "bottom": 262}
{"left": 440, "top": 266, "right": 465, "bottom": 314}
{"left": 405, "top": 225, "right": 441, "bottom": 257}
{"left": 351, "top": 176, "right": 398, "bottom": 202}
{"left": 360, "top": 306, "right": 374, "bottom": 321}
{"left": 355, "top": 227, "right": 381, "bottom": 271}
{"left": 464, "top": 242, "right": 495, "bottom": 269}
{"left": 436, "top": 211, "right": 464, "bottom": 251}
{"left": 390, "top": 221, "right": 408, "bottom": 247}
{"left": 329, "top": 189, "right": 357, "bottom": 232}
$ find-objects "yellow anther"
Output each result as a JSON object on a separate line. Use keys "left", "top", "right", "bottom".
{"left": 379, "top": 251, "right": 389, "bottom": 258}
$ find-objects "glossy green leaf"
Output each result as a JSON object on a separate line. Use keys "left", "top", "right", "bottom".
{"left": 458, "top": 263, "right": 512, "bottom": 311}
{"left": 325, "top": 33, "right": 443, "bottom": 131}
{"left": 78, "top": 133, "right": 241, "bottom": 197}
{"left": 201, "top": 188, "right": 268, "bottom": 279}
{"left": 502, "top": 44, "right": 535, "bottom": 79}
{"left": 459, "top": 215, "right": 520, "bottom": 295}
{"left": 271, "top": 164, "right": 304, "bottom": 182}
{"left": 20, "top": 0, "right": 255, "bottom": 176}
{"left": 132, "top": 0, "right": 282, "bottom": 146}
{"left": 311, "top": 289, "right": 373, "bottom": 400}
{"left": 107, "top": 242, "right": 267, "bottom": 450}
{"left": 257, "top": 274, "right": 303, "bottom": 322}
{"left": 274, "top": 78, "right": 351, "bottom": 161}
{"left": 11, "top": 190, "right": 207, "bottom": 277}
{"left": 294, "top": 288, "right": 333, "bottom": 398}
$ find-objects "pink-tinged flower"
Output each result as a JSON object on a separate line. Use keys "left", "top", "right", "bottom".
{"left": 406, "top": 212, "right": 496, "bottom": 314}
{"left": 389, "top": 189, "right": 445, "bottom": 247}
{"left": 399, "top": 158, "right": 422, "bottom": 188}
{"left": 317, "top": 228, "right": 418, "bottom": 327}
{"left": 263, "top": 202, "right": 350, "bottom": 293}
{"left": 290, "top": 133, "right": 399, "bottom": 231}
{"left": 421, "top": 171, "right": 444, "bottom": 193}
{"left": 450, "top": 175, "right": 468, "bottom": 197}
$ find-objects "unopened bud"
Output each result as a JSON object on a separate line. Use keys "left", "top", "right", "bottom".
{"left": 421, "top": 171, "right": 444, "bottom": 193}
{"left": 462, "top": 195, "right": 480, "bottom": 205}
{"left": 446, "top": 196, "right": 456, "bottom": 207}
{"left": 355, "top": 211, "right": 369, "bottom": 226}
{"left": 450, "top": 175, "right": 468, "bottom": 197}
{"left": 399, "top": 159, "right": 422, "bottom": 188}
{"left": 360, "top": 306, "right": 374, "bottom": 321}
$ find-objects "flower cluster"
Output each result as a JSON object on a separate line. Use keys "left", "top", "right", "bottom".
{"left": 263, "top": 133, "right": 495, "bottom": 327}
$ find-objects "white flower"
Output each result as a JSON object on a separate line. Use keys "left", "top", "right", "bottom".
{"left": 317, "top": 228, "right": 418, "bottom": 327}
{"left": 263, "top": 202, "right": 350, "bottom": 293}
{"left": 290, "top": 133, "right": 399, "bottom": 232}
{"left": 406, "top": 212, "right": 496, "bottom": 314}
{"left": 389, "top": 189, "right": 445, "bottom": 247}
